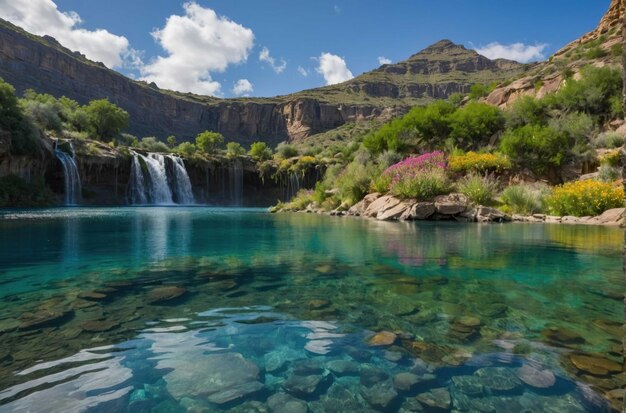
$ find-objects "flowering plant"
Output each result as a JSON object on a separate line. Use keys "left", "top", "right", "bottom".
{"left": 547, "top": 180, "right": 623, "bottom": 217}
{"left": 378, "top": 152, "right": 451, "bottom": 200}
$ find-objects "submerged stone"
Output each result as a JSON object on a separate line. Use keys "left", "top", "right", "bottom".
{"left": 541, "top": 327, "right": 585, "bottom": 346}
{"left": 267, "top": 393, "right": 308, "bottom": 413}
{"left": 18, "top": 309, "right": 74, "bottom": 330}
{"left": 283, "top": 373, "right": 328, "bottom": 398}
{"left": 345, "top": 346, "right": 372, "bottom": 362}
{"left": 516, "top": 365, "right": 556, "bottom": 389}
{"left": 474, "top": 367, "right": 523, "bottom": 395}
{"left": 451, "top": 375, "right": 484, "bottom": 396}
{"left": 81, "top": 319, "right": 120, "bottom": 333}
{"left": 147, "top": 286, "right": 187, "bottom": 304}
{"left": 360, "top": 365, "right": 390, "bottom": 387}
{"left": 163, "top": 352, "right": 260, "bottom": 401}
{"left": 569, "top": 353, "right": 622, "bottom": 376}
{"left": 326, "top": 359, "right": 359, "bottom": 376}
{"left": 361, "top": 381, "right": 399, "bottom": 410}
{"left": 393, "top": 372, "right": 421, "bottom": 392}
{"left": 77, "top": 291, "right": 108, "bottom": 301}
{"left": 293, "top": 359, "right": 324, "bottom": 375}
{"left": 206, "top": 381, "right": 264, "bottom": 405}
{"left": 416, "top": 387, "right": 451, "bottom": 410}
{"left": 368, "top": 331, "right": 397, "bottom": 347}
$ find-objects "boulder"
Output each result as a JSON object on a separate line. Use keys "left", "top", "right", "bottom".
{"left": 416, "top": 387, "right": 451, "bottom": 410}
{"left": 392, "top": 372, "right": 421, "bottom": 392}
{"left": 569, "top": 353, "right": 622, "bottom": 376}
{"left": 348, "top": 193, "right": 381, "bottom": 216}
{"left": 474, "top": 367, "right": 523, "bottom": 395}
{"left": 367, "top": 331, "right": 398, "bottom": 347}
{"left": 400, "top": 202, "right": 436, "bottom": 220}
{"left": 516, "top": 365, "right": 556, "bottom": 389}
{"left": 476, "top": 206, "right": 510, "bottom": 223}
{"left": 283, "top": 373, "right": 327, "bottom": 398}
{"left": 147, "top": 286, "right": 187, "bottom": 304}
{"left": 589, "top": 208, "right": 624, "bottom": 226}
{"left": 327, "top": 359, "right": 360, "bottom": 376}
{"left": 364, "top": 195, "right": 402, "bottom": 218}
{"left": 361, "top": 381, "right": 398, "bottom": 410}
{"left": 434, "top": 193, "right": 469, "bottom": 215}
{"left": 267, "top": 393, "right": 308, "bottom": 413}
{"left": 19, "top": 309, "right": 74, "bottom": 330}
{"left": 377, "top": 200, "right": 413, "bottom": 221}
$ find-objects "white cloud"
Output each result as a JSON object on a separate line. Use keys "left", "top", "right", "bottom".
{"left": 259, "top": 47, "right": 286, "bottom": 74}
{"left": 232, "top": 79, "right": 253, "bottom": 96}
{"left": 316, "top": 52, "right": 353, "bottom": 85}
{"left": 0, "top": 0, "right": 133, "bottom": 68}
{"left": 140, "top": 2, "right": 254, "bottom": 95}
{"left": 297, "top": 66, "right": 309, "bottom": 77}
{"left": 378, "top": 56, "right": 392, "bottom": 65}
{"left": 474, "top": 42, "right": 548, "bottom": 63}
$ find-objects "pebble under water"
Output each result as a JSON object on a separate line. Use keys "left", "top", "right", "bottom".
{"left": 0, "top": 207, "right": 623, "bottom": 413}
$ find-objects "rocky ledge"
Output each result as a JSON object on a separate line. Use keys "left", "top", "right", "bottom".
{"left": 297, "top": 192, "right": 624, "bottom": 227}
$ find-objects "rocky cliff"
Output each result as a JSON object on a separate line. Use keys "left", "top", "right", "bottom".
{"left": 487, "top": 0, "right": 624, "bottom": 108}
{"left": 0, "top": 19, "right": 525, "bottom": 144}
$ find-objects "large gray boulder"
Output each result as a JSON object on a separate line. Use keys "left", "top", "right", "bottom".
{"left": 434, "top": 193, "right": 469, "bottom": 215}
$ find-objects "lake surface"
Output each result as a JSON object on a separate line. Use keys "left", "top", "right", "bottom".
{"left": 0, "top": 207, "right": 623, "bottom": 412}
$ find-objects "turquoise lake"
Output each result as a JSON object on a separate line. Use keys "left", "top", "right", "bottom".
{"left": 0, "top": 207, "right": 623, "bottom": 412}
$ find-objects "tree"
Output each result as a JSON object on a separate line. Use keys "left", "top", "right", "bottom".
{"left": 275, "top": 142, "right": 299, "bottom": 159}
{"left": 174, "top": 142, "right": 196, "bottom": 157}
{"left": 226, "top": 141, "right": 246, "bottom": 158}
{"left": 0, "top": 78, "right": 39, "bottom": 154}
{"left": 166, "top": 135, "right": 177, "bottom": 148}
{"left": 195, "top": 130, "right": 224, "bottom": 154}
{"left": 248, "top": 141, "right": 272, "bottom": 161}
{"left": 84, "top": 99, "right": 129, "bottom": 141}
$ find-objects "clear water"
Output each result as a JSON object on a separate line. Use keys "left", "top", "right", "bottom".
{"left": 0, "top": 207, "right": 622, "bottom": 413}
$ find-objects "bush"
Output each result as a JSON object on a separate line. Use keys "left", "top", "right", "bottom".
{"left": 334, "top": 162, "right": 377, "bottom": 205}
{"left": 611, "top": 43, "right": 623, "bottom": 58}
{"left": 448, "top": 152, "right": 511, "bottom": 174}
{"left": 390, "top": 168, "right": 451, "bottom": 200}
{"left": 468, "top": 83, "right": 496, "bottom": 100}
{"left": 226, "top": 142, "right": 246, "bottom": 158}
{"left": 500, "top": 125, "right": 569, "bottom": 178}
{"left": 275, "top": 142, "right": 299, "bottom": 159}
{"left": 457, "top": 174, "right": 499, "bottom": 205}
{"left": 249, "top": 141, "right": 272, "bottom": 161}
{"left": 174, "top": 142, "right": 196, "bottom": 157}
{"left": 383, "top": 152, "right": 451, "bottom": 200}
{"left": 376, "top": 150, "right": 402, "bottom": 169}
{"left": 599, "top": 148, "right": 621, "bottom": 166}
{"left": 499, "top": 184, "right": 549, "bottom": 215}
{"left": 283, "top": 189, "right": 314, "bottom": 210}
{"left": 84, "top": 99, "right": 129, "bottom": 141}
{"left": 547, "top": 180, "right": 623, "bottom": 217}
{"left": 448, "top": 102, "right": 505, "bottom": 149}
{"left": 585, "top": 46, "right": 607, "bottom": 59}
{"left": 195, "top": 130, "right": 224, "bottom": 154}
{"left": 0, "top": 78, "right": 40, "bottom": 155}
{"left": 505, "top": 96, "right": 548, "bottom": 129}
{"left": 598, "top": 164, "right": 621, "bottom": 182}
{"left": 594, "top": 131, "right": 623, "bottom": 149}
{"left": 371, "top": 174, "right": 392, "bottom": 193}
{"left": 136, "top": 136, "right": 169, "bottom": 152}
{"left": 20, "top": 100, "right": 63, "bottom": 132}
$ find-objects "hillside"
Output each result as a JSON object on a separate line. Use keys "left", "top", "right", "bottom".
{"left": 0, "top": 18, "right": 525, "bottom": 145}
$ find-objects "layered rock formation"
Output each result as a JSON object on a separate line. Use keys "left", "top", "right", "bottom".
{"left": 0, "top": 19, "right": 524, "bottom": 145}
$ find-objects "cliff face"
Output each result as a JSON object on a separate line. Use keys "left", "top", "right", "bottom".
{"left": 0, "top": 19, "right": 526, "bottom": 145}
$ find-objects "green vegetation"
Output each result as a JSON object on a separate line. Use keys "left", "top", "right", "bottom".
{"left": 546, "top": 180, "right": 623, "bottom": 217}
{"left": 457, "top": 174, "right": 499, "bottom": 205}
{"left": 226, "top": 142, "right": 246, "bottom": 158}
{"left": 85, "top": 99, "right": 129, "bottom": 141}
{"left": 249, "top": 141, "right": 273, "bottom": 161}
{"left": 195, "top": 131, "right": 224, "bottom": 154}
{"left": 0, "top": 175, "right": 54, "bottom": 207}
{"left": 0, "top": 79, "right": 39, "bottom": 155}
{"left": 499, "top": 184, "right": 548, "bottom": 215}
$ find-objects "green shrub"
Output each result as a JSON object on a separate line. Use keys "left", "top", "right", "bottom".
{"left": 174, "top": 142, "right": 196, "bottom": 156}
{"left": 499, "top": 184, "right": 549, "bottom": 214}
{"left": 377, "top": 150, "right": 402, "bottom": 169}
{"left": 226, "top": 142, "right": 246, "bottom": 158}
{"left": 20, "top": 100, "right": 62, "bottom": 132}
{"left": 275, "top": 142, "right": 299, "bottom": 159}
{"left": 599, "top": 148, "right": 621, "bottom": 166}
{"left": 448, "top": 102, "right": 505, "bottom": 149}
{"left": 390, "top": 168, "right": 451, "bottom": 200}
{"left": 468, "top": 82, "right": 496, "bottom": 100}
{"left": 546, "top": 180, "right": 623, "bottom": 217}
{"left": 505, "top": 96, "right": 547, "bottom": 129}
{"left": 283, "top": 189, "right": 314, "bottom": 210}
{"left": 611, "top": 43, "right": 623, "bottom": 58}
{"left": 585, "top": 46, "right": 607, "bottom": 59}
{"left": 594, "top": 131, "right": 623, "bottom": 149}
{"left": 598, "top": 164, "right": 621, "bottom": 182}
{"left": 500, "top": 125, "right": 569, "bottom": 177}
{"left": 0, "top": 78, "right": 40, "bottom": 155}
{"left": 136, "top": 136, "right": 169, "bottom": 152}
{"left": 371, "top": 174, "right": 392, "bottom": 193}
{"left": 334, "top": 162, "right": 378, "bottom": 205}
{"left": 457, "top": 174, "right": 499, "bottom": 205}
{"left": 84, "top": 99, "right": 129, "bottom": 141}
{"left": 249, "top": 141, "right": 272, "bottom": 161}
{"left": 195, "top": 131, "right": 224, "bottom": 154}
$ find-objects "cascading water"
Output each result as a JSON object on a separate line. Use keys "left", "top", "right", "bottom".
{"left": 54, "top": 141, "right": 82, "bottom": 206}
{"left": 128, "top": 152, "right": 195, "bottom": 205}
{"left": 228, "top": 158, "right": 244, "bottom": 206}
{"left": 283, "top": 172, "right": 302, "bottom": 201}
{"left": 170, "top": 156, "right": 195, "bottom": 205}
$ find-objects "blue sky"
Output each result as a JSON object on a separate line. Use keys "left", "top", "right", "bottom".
{"left": 1, "top": 0, "right": 611, "bottom": 98}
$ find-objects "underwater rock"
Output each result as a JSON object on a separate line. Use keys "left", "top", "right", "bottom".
{"left": 398, "top": 397, "right": 425, "bottom": 412}
{"left": 449, "top": 316, "right": 482, "bottom": 342}
{"left": 451, "top": 375, "right": 484, "bottom": 397}
{"left": 516, "top": 365, "right": 556, "bottom": 389}
{"left": 360, "top": 365, "right": 390, "bottom": 387}
{"left": 326, "top": 359, "right": 359, "bottom": 376}
{"left": 474, "top": 367, "right": 523, "bottom": 395}
{"left": 361, "top": 381, "right": 399, "bottom": 410}
{"left": 163, "top": 352, "right": 260, "bottom": 401}
{"left": 368, "top": 331, "right": 397, "bottom": 347}
{"left": 569, "top": 353, "right": 622, "bottom": 376}
{"left": 293, "top": 359, "right": 325, "bottom": 375}
{"left": 345, "top": 346, "right": 372, "bottom": 362}
{"left": 18, "top": 309, "right": 74, "bottom": 330}
{"left": 81, "top": 319, "right": 120, "bottom": 333}
{"left": 541, "top": 327, "right": 585, "bottom": 346}
{"left": 416, "top": 387, "right": 451, "bottom": 410}
{"left": 77, "top": 291, "right": 108, "bottom": 301}
{"left": 264, "top": 350, "right": 293, "bottom": 374}
{"left": 393, "top": 372, "right": 421, "bottom": 392}
{"left": 283, "top": 373, "right": 328, "bottom": 398}
{"left": 384, "top": 350, "right": 404, "bottom": 362}
{"left": 308, "top": 299, "right": 331, "bottom": 310}
{"left": 267, "top": 393, "right": 308, "bottom": 413}
{"left": 207, "top": 381, "right": 264, "bottom": 405}
{"left": 147, "top": 286, "right": 188, "bottom": 304}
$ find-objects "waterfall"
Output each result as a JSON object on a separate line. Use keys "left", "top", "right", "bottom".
{"left": 284, "top": 172, "right": 302, "bottom": 201}
{"left": 54, "top": 141, "right": 82, "bottom": 206}
{"left": 170, "top": 156, "right": 195, "bottom": 205}
{"left": 228, "top": 158, "right": 243, "bottom": 206}
{"left": 128, "top": 152, "right": 195, "bottom": 205}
